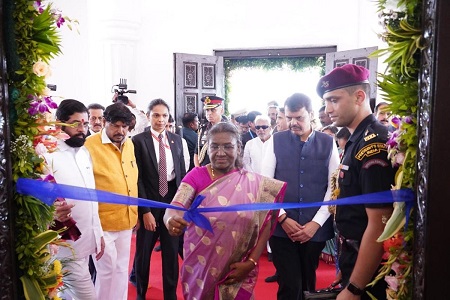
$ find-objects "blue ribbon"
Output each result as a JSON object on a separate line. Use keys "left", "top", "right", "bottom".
{"left": 16, "top": 178, "right": 414, "bottom": 233}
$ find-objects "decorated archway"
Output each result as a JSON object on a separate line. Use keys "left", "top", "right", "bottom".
{"left": 0, "top": 0, "right": 449, "bottom": 299}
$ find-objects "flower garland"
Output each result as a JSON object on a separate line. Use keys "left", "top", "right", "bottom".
{"left": 6, "top": 1, "right": 77, "bottom": 299}
{"left": 369, "top": 0, "right": 422, "bottom": 299}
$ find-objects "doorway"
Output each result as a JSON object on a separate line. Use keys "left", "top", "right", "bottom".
{"left": 214, "top": 47, "right": 336, "bottom": 116}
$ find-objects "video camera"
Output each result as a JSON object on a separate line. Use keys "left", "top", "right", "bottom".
{"left": 111, "top": 78, "right": 136, "bottom": 105}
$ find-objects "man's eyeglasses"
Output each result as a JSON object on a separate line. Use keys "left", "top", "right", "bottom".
{"left": 255, "top": 125, "right": 269, "bottom": 130}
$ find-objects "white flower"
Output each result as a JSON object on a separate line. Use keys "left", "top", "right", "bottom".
{"left": 41, "top": 87, "right": 52, "bottom": 96}
{"left": 33, "top": 61, "right": 51, "bottom": 77}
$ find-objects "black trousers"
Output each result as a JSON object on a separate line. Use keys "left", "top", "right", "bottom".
{"left": 132, "top": 181, "right": 179, "bottom": 300}
{"left": 270, "top": 235, "right": 325, "bottom": 300}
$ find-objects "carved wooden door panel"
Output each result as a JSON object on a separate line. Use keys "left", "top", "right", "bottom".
{"left": 173, "top": 53, "right": 224, "bottom": 124}
{"left": 325, "top": 47, "right": 378, "bottom": 109}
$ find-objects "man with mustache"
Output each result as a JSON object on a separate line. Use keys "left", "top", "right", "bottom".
{"left": 84, "top": 102, "right": 138, "bottom": 300}
{"left": 261, "top": 93, "right": 340, "bottom": 299}
{"left": 42, "top": 99, "right": 105, "bottom": 299}
{"left": 87, "top": 103, "right": 105, "bottom": 136}
{"left": 194, "top": 96, "right": 229, "bottom": 167}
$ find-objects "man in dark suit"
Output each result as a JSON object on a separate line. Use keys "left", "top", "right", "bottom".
{"left": 180, "top": 112, "right": 199, "bottom": 171}
{"left": 130, "top": 98, "right": 186, "bottom": 300}
{"left": 86, "top": 103, "right": 105, "bottom": 137}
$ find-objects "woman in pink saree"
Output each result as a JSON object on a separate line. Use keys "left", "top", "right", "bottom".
{"left": 164, "top": 122, "right": 286, "bottom": 300}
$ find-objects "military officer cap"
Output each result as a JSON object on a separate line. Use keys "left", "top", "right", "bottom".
{"left": 201, "top": 96, "right": 224, "bottom": 109}
{"left": 316, "top": 64, "right": 370, "bottom": 98}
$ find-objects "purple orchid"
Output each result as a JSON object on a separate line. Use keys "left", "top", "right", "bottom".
{"left": 386, "top": 131, "right": 399, "bottom": 148}
{"left": 50, "top": 9, "right": 66, "bottom": 28}
{"left": 27, "top": 95, "right": 58, "bottom": 116}
{"left": 33, "top": 1, "right": 44, "bottom": 13}
{"left": 56, "top": 15, "right": 65, "bottom": 28}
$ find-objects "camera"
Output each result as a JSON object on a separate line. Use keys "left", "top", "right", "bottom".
{"left": 111, "top": 78, "right": 137, "bottom": 105}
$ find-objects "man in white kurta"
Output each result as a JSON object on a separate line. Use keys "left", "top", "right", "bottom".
{"left": 243, "top": 115, "right": 272, "bottom": 173}
{"left": 42, "top": 99, "right": 104, "bottom": 300}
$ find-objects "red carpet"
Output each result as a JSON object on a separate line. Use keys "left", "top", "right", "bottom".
{"left": 127, "top": 234, "right": 336, "bottom": 299}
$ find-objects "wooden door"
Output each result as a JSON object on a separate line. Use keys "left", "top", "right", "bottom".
{"left": 173, "top": 53, "right": 224, "bottom": 124}
{"left": 325, "top": 47, "right": 378, "bottom": 110}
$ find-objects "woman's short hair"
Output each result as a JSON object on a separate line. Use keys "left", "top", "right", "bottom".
{"left": 207, "top": 122, "right": 243, "bottom": 169}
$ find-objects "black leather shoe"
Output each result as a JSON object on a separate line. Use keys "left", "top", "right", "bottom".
{"left": 129, "top": 271, "right": 137, "bottom": 287}
{"left": 265, "top": 273, "right": 278, "bottom": 283}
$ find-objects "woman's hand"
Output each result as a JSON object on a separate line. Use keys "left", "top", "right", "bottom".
{"left": 166, "top": 214, "right": 189, "bottom": 236}
{"left": 224, "top": 261, "right": 255, "bottom": 285}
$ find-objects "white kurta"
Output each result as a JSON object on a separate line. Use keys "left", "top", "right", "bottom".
{"left": 43, "top": 141, "right": 103, "bottom": 259}
{"left": 243, "top": 137, "right": 266, "bottom": 174}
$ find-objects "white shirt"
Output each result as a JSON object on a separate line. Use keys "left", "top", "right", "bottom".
{"left": 127, "top": 106, "right": 149, "bottom": 137}
{"left": 42, "top": 141, "right": 104, "bottom": 259}
{"left": 243, "top": 136, "right": 267, "bottom": 174}
{"left": 261, "top": 131, "right": 340, "bottom": 225}
{"left": 181, "top": 138, "right": 190, "bottom": 172}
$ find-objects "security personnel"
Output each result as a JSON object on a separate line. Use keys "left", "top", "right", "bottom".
{"left": 194, "top": 96, "right": 227, "bottom": 166}
{"left": 317, "top": 64, "right": 397, "bottom": 300}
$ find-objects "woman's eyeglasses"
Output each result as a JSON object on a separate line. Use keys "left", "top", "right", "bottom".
{"left": 209, "top": 144, "right": 236, "bottom": 152}
{"left": 255, "top": 125, "right": 269, "bottom": 130}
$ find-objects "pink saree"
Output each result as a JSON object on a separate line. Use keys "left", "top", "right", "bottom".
{"left": 172, "top": 167, "right": 286, "bottom": 300}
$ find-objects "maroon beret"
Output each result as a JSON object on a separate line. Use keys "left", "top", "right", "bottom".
{"left": 316, "top": 64, "right": 370, "bottom": 98}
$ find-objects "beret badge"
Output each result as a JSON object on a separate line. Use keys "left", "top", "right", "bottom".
{"left": 204, "top": 97, "right": 211, "bottom": 104}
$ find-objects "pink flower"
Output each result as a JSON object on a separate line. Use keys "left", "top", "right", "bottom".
{"left": 395, "top": 151, "right": 405, "bottom": 165}
{"left": 385, "top": 275, "right": 399, "bottom": 292}
{"left": 391, "top": 261, "right": 401, "bottom": 275}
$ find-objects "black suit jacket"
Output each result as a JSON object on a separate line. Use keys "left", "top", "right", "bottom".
{"left": 181, "top": 127, "right": 198, "bottom": 171}
{"left": 132, "top": 130, "right": 186, "bottom": 219}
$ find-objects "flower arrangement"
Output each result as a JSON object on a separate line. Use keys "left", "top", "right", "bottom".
{"left": 6, "top": 1, "right": 77, "bottom": 298}
{"left": 368, "top": 0, "right": 422, "bottom": 299}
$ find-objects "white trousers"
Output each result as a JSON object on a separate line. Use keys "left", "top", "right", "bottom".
{"left": 59, "top": 256, "right": 96, "bottom": 300}
{"left": 94, "top": 230, "right": 132, "bottom": 300}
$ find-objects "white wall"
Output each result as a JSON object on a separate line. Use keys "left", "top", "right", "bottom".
{"left": 49, "top": 0, "right": 385, "bottom": 111}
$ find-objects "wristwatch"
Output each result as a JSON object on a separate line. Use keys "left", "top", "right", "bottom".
{"left": 347, "top": 282, "right": 364, "bottom": 295}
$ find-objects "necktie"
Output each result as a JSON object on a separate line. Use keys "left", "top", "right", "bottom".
{"left": 158, "top": 134, "right": 168, "bottom": 197}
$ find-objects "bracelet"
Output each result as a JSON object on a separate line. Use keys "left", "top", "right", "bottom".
{"left": 279, "top": 214, "right": 288, "bottom": 225}
{"left": 247, "top": 257, "right": 257, "bottom": 266}
{"left": 347, "top": 282, "right": 364, "bottom": 295}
